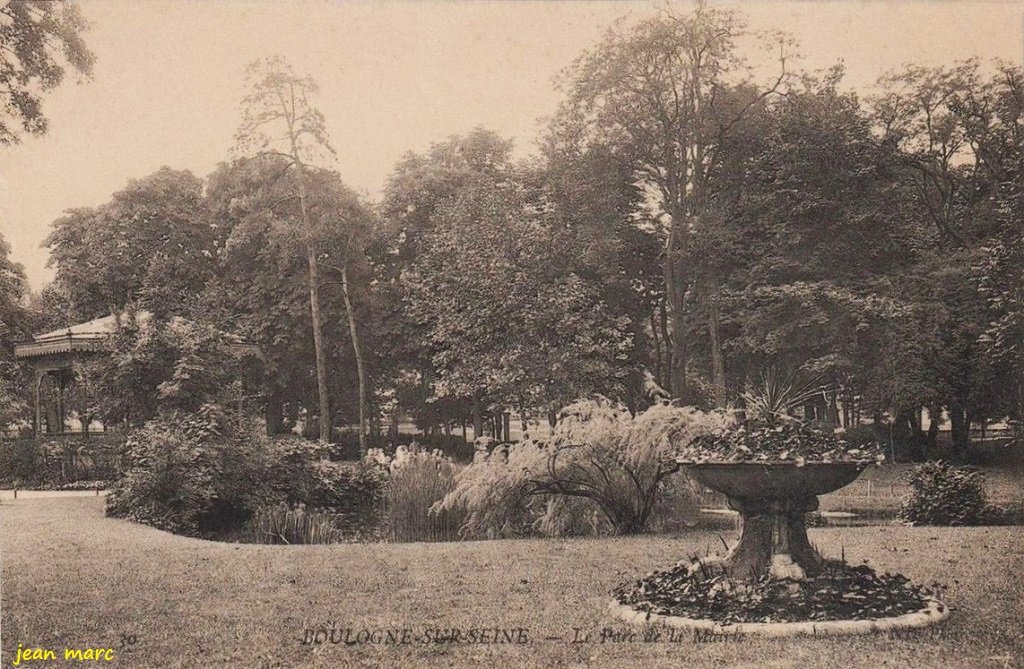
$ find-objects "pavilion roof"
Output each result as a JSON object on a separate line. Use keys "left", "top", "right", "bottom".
{"left": 14, "top": 311, "right": 257, "bottom": 360}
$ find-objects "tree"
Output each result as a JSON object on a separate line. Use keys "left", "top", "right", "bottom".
{"left": 536, "top": 132, "right": 664, "bottom": 408}
{"left": 552, "top": 3, "right": 790, "bottom": 405}
{"left": 873, "top": 60, "right": 1024, "bottom": 455}
{"left": 76, "top": 310, "right": 256, "bottom": 429}
{"left": 45, "top": 167, "right": 216, "bottom": 321}
{"left": 0, "top": 0, "right": 94, "bottom": 144}
{"left": 307, "top": 170, "right": 376, "bottom": 455}
{"left": 706, "top": 70, "right": 916, "bottom": 424}
{"left": 235, "top": 55, "right": 336, "bottom": 442}
{"left": 0, "top": 232, "right": 30, "bottom": 432}
{"left": 204, "top": 158, "right": 373, "bottom": 443}
{"left": 376, "top": 128, "right": 518, "bottom": 437}
{"left": 404, "top": 171, "right": 634, "bottom": 422}
{"left": 964, "top": 64, "right": 1024, "bottom": 439}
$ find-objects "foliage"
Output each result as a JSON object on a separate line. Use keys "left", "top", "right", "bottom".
{"left": 683, "top": 422, "right": 884, "bottom": 464}
{"left": 0, "top": 233, "right": 30, "bottom": 433}
{"left": 304, "top": 459, "right": 387, "bottom": 536}
{"left": 0, "top": 436, "right": 123, "bottom": 488}
{"left": 105, "top": 411, "right": 389, "bottom": 539}
{"left": 76, "top": 311, "right": 256, "bottom": 428}
{"left": 741, "top": 369, "right": 828, "bottom": 426}
{"left": 0, "top": 0, "right": 94, "bottom": 145}
{"left": 105, "top": 422, "right": 219, "bottom": 536}
{"left": 249, "top": 503, "right": 338, "bottom": 545}
{"left": 374, "top": 446, "right": 463, "bottom": 542}
{"left": 898, "top": 460, "right": 989, "bottom": 526}
{"left": 614, "top": 559, "right": 939, "bottom": 624}
{"left": 436, "top": 398, "right": 731, "bottom": 535}
{"left": 404, "top": 176, "right": 634, "bottom": 412}
{"left": 45, "top": 168, "right": 216, "bottom": 321}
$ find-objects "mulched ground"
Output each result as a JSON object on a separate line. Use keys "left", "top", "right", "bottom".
{"left": 613, "top": 558, "right": 942, "bottom": 624}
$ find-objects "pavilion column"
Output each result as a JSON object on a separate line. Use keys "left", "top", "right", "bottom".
{"left": 33, "top": 368, "right": 45, "bottom": 437}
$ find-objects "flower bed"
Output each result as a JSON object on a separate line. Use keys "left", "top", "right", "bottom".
{"left": 613, "top": 558, "right": 942, "bottom": 624}
{"left": 680, "top": 422, "right": 886, "bottom": 465}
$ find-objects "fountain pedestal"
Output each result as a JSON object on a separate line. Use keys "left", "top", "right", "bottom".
{"left": 682, "top": 461, "right": 868, "bottom": 581}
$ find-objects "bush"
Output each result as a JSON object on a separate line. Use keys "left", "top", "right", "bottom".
{"left": 106, "top": 414, "right": 390, "bottom": 540}
{"left": 435, "top": 398, "right": 731, "bottom": 537}
{"left": 0, "top": 438, "right": 43, "bottom": 486}
{"left": 383, "top": 446, "right": 463, "bottom": 542}
{"left": 305, "top": 460, "right": 387, "bottom": 536}
{"left": 898, "top": 460, "right": 989, "bottom": 526}
{"left": 105, "top": 424, "right": 218, "bottom": 536}
{"left": 0, "top": 436, "right": 122, "bottom": 488}
{"left": 249, "top": 503, "right": 338, "bottom": 544}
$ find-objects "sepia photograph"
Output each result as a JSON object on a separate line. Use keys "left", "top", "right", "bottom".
{"left": 0, "top": 1, "right": 1022, "bottom": 667}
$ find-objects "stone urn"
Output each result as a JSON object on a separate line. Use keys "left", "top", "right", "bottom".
{"left": 681, "top": 460, "right": 869, "bottom": 580}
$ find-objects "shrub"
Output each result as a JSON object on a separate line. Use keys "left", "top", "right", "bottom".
{"left": 898, "top": 460, "right": 989, "bottom": 526}
{"left": 385, "top": 446, "right": 463, "bottom": 542}
{"left": 435, "top": 398, "right": 731, "bottom": 536}
{"left": 0, "top": 436, "right": 122, "bottom": 488}
{"left": 105, "top": 423, "right": 218, "bottom": 536}
{"left": 0, "top": 438, "right": 43, "bottom": 485}
{"left": 249, "top": 503, "right": 338, "bottom": 544}
{"left": 306, "top": 460, "right": 387, "bottom": 536}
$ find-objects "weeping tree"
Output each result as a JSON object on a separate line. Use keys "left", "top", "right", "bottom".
{"left": 436, "top": 397, "right": 731, "bottom": 536}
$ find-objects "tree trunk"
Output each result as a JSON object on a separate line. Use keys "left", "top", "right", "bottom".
{"left": 340, "top": 264, "right": 368, "bottom": 457}
{"left": 649, "top": 312, "right": 663, "bottom": 389}
{"left": 389, "top": 409, "right": 399, "bottom": 449}
{"left": 472, "top": 394, "right": 483, "bottom": 441}
{"left": 926, "top": 405, "right": 940, "bottom": 455}
{"left": 265, "top": 384, "right": 284, "bottom": 436}
{"left": 949, "top": 401, "right": 970, "bottom": 462}
{"left": 664, "top": 218, "right": 690, "bottom": 403}
{"left": 503, "top": 412, "right": 511, "bottom": 443}
{"left": 659, "top": 298, "right": 673, "bottom": 395}
{"left": 305, "top": 245, "right": 331, "bottom": 442}
{"left": 707, "top": 285, "right": 727, "bottom": 408}
{"left": 290, "top": 148, "right": 331, "bottom": 443}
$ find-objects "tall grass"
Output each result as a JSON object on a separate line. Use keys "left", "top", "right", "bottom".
{"left": 386, "top": 448, "right": 464, "bottom": 542}
{"left": 249, "top": 503, "right": 338, "bottom": 544}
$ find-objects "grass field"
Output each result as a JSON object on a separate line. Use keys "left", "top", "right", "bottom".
{"left": 2, "top": 497, "right": 1022, "bottom": 668}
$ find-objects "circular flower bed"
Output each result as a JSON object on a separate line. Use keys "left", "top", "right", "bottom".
{"left": 607, "top": 419, "right": 947, "bottom": 635}
{"left": 613, "top": 558, "right": 942, "bottom": 624}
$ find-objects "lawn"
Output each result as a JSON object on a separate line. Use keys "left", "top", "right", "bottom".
{"left": 1, "top": 498, "right": 1022, "bottom": 669}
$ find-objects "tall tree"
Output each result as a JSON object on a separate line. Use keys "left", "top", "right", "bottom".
{"left": 873, "top": 60, "right": 1024, "bottom": 455}
{"left": 551, "top": 3, "right": 790, "bottom": 406}
{"left": 235, "top": 56, "right": 335, "bottom": 442}
{"left": 0, "top": 232, "right": 30, "bottom": 431}
{"left": 404, "top": 172, "right": 633, "bottom": 421}
{"left": 376, "top": 128, "right": 517, "bottom": 435}
{"left": 45, "top": 167, "right": 215, "bottom": 321}
{"left": 0, "top": 0, "right": 94, "bottom": 144}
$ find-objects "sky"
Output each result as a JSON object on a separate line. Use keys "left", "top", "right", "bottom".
{"left": 0, "top": 0, "right": 1021, "bottom": 291}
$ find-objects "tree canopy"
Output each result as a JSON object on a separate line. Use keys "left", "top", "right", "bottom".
{"left": 0, "top": 0, "right": 94, "bottom": 144}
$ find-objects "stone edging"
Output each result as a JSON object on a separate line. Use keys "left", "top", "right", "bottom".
{"left": 607, "top": 597, "right": 949, "bottom": 637}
